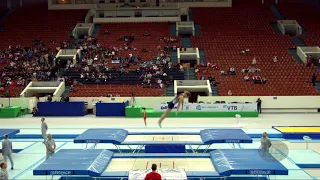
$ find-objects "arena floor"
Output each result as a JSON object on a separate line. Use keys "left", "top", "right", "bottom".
{"left": 1, "top": 113, "right": 320, "bottom": 179}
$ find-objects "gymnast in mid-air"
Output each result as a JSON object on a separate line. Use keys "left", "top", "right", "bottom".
{"left": 158, "top": 90, "right": 191, "bottom": 128}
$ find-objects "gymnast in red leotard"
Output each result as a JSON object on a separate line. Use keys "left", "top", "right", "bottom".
{"left": 143, "top": 107, "right": 147, "bottom": 127}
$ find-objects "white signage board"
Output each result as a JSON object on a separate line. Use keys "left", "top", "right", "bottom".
{"left": 153, "top": 103, "right": 257, "bottom": 112}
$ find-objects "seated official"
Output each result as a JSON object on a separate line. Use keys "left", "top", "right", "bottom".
{"left": 47, "top": 95, "right": 52, "bottom": 102}
{"left": 145, "top": 164, "right": 161, "bottom": 180}
{"left": 32, "top": 107, "right": 38, "bottom": 116}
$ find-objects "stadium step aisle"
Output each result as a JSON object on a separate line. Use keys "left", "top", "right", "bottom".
{"left": 91, "top": 24, "right": 101, "bottom": 37}
{"left": 169, "top": 23, "right": 176, "bottom": 36}
{"left": 166, "top": 84, "right": 175, "bottom": 96}
{"left": 269, "top": 4, "right": 285, "bottom": 20}
{"left": 270, "top": 22, "right": 283, "bottom": 35}
{"left": 291, "top": 36, "right": 306, "bottom": 46}
{"left": 184, "top": 67, "right": 196, "bottom": 80}
{"left": 188, "top": 11, "right": 194, "bottom": 21}
{"left": 315, "top": 82, "right": 320, "bottom": 93}
{"left": 199, "top": 50, "right": 207, "bottom": 64}
{"left": 288, "top": 48, "right": 304, "bottom": 64}
{"left": 194, "top": 24, "right": 201, "bottom": 36}
{"left": 182, "top": 36, "right": 192, "bottom": 48}
{"left": 210, "top": 84, "right": 219, "bottom": 96}
{"left": 170, "top": 50, "right": 178, "bottom": 65}
{"left": 62, "top": 86, "right": 71, "bottom": 97}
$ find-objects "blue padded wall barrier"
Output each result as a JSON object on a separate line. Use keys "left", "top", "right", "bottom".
{"left": 96, "top": 101, "right": 129, "bottom": 116}
{"left": 36, "top": 102, "right": 86, "bottom": 116}
{"left": 145, "top": 144, "right": 186, "bottom": 153}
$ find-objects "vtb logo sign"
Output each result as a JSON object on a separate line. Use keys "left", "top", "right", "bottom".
{"left": 224, "top": 105, "right": 237, "bottom": 110}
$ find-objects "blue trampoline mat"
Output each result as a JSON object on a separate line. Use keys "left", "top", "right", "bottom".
{"left": 74, "top": 128, "right": 128, "bottom": 144}
{"left": 33, "top": 149, "right": 114, "bottom": 177}
{"left": 211, "top": 149, "right": 288, "bottom": 176}
{"left": 73, "top": 128, "right": 253, "bottom": 145}
{"left": 33, "top": 150, "right": 288, "bottom": 178}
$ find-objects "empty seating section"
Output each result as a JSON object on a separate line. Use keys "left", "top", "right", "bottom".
{"left": 0, "top": 5, "right": 87, "bottom": 50}
{"left": 96, "top": 23, "right": 180, "bottom": 68}
{"left": 69, "top": 84, "right": 165, "bottom": 97}
{"left": 277, "top": 0, "right": 320, "bottom": 46}
{"left": 191, "top": 4, "right": 317, "bottom": 96}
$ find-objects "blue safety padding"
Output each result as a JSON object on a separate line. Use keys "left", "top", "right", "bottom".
{"left": 96, "top": 101, "right": 129, "bottom": 116}
{"left": 128, "top": 132, "right": 199, "bottom": 135}
{"left": 0, "top": 129, "right": 20, "bottom": 140}
{"left": 186, "top": 171, "right": 220, "bottom": 178}
{"left": 13, "top": 134, "right": 79, "bottom": 139}
{"left": 200, "top": 129, "right": 252, "bottom": 144}
{"left": 36, "top": 102, "right": 85, "bottom": 116}
{"left": 282, "top": 133, "right": 320, "bottom": 139}
{"left": 296, "top": 164, "right": 320, "bottom": 168}
{"left": 74, "top": 129, "right": 128, "bottom": 144}
{"left": 210, "top": 149, "right": 288, "bottom": 176}
{"left": 100, "top": 171, "right": 129, "bottom": 177}
{"left": 145, "top": 144, "right": 186, "bottom": 153}
{"left": 33, "top": 149, "right": 114, "bottom": 176}
{"left": 121, "top": 141, "right": 204, "bottom": 145}
{"left": 0, "top": 149, "right": 23, "bottom": 153}
{"left": 112, "top": 153, "right": 210, "bottom": 158}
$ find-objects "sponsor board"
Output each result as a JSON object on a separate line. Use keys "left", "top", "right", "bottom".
{"left": 49, "top": 171, "right": 72, "bottom": 175}
{"left": 154, "top": 103, "right": 257, "bottom": 112}
{"left": 249, "top": 170, "right": 272, "bottom": 175}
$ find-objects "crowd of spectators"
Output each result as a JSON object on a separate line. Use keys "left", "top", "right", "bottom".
{"left": 62, "top": 32, "right": 180, "bottom": 89}
{"left": 238, "top": 49, "right": 268, "bottom": 84}
{"left": 0, "top": 39, "right": 60, "bottom": 97}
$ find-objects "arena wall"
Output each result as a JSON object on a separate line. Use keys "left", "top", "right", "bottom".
{"left": 1, "top": 96, "right": 318, "bottom": 113}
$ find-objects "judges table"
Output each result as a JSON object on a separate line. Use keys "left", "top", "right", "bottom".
{"left": 0, "top": 106, "right": 21, "bottom": 118}
{"left": 125, "top": 103, "right": 258, "bottom": 118}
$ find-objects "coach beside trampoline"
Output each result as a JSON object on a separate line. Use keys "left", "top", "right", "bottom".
{"left": 45, "top": 134, "right": 56, "bottom": 160}
{"left": 41, "top": 118, "right": 48, "bottom": 143}
{"left": 260, "top": 132, "right": 272, "bottom": 156}
{"left": 1, "top": 135, "right": 14, "bottom": 170}
{"left": 0, "top": 162, "right": 8, "bottom": 180}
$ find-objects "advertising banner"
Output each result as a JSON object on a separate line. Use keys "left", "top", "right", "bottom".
{"left": 153, "top": 103, "right": 257, "bottom": 112}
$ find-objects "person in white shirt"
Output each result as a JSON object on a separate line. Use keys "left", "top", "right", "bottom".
{"left": 252, "top": 57, "right": 257, "bottom": 65}
{"left": 0, "top": 162, "right": 8, "bottom": 180}
{"left": 45, "top": 134, "right": 56, "bottom": 160}
{"left": 244, "top": 74, "right": 250, "bottom": 81}
{"left": 179, "top": 64, "right": 183, "bottom": 71}
{"left": 228, "top": 90, "right": 232, "bottom": 96}
{"left": 273, "top": 56, "right": 278, "bottom": 62}
{"left": 1, "top": 135, "right": 14, "bottom": 170}
{"left": 41, "top": 118, "right": 48, "bottom": 143}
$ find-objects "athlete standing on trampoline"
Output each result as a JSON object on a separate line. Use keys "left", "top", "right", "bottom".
{"left": 158, "top": 90, "right": 191, "bottom": 128}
